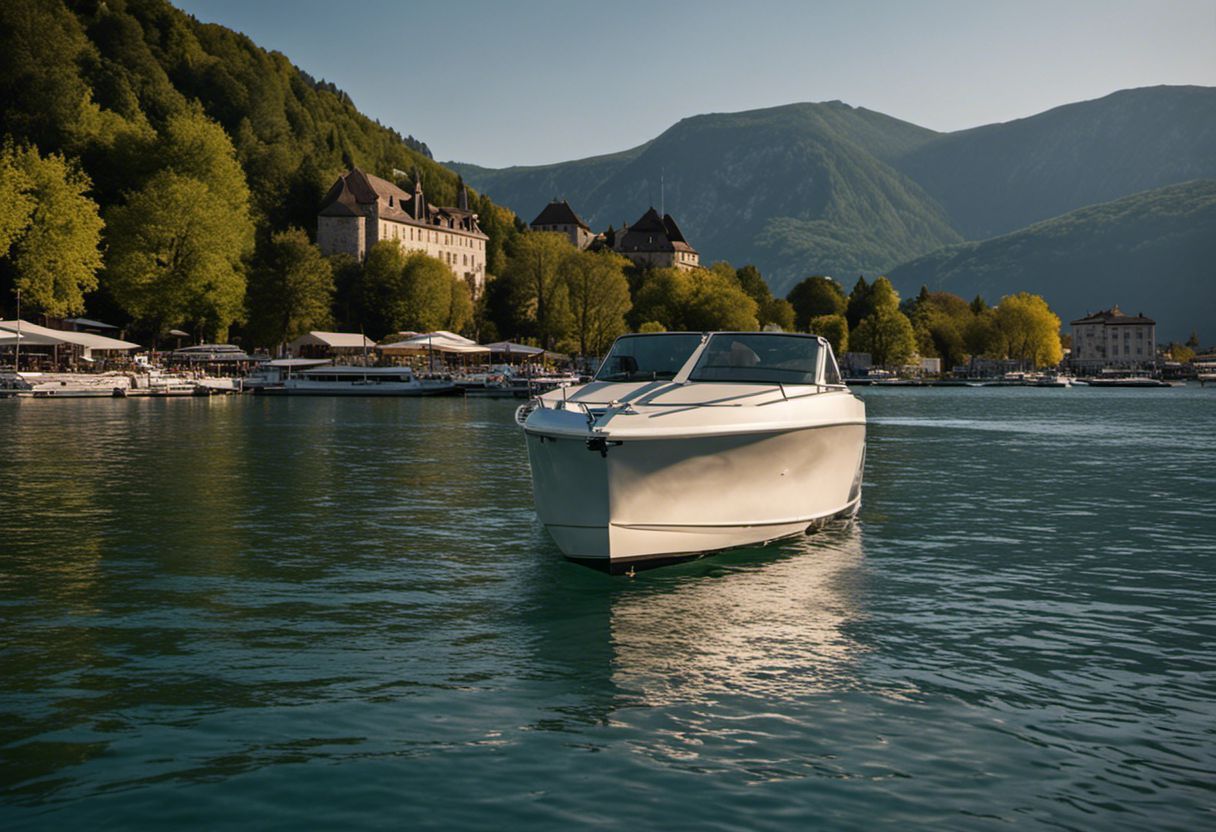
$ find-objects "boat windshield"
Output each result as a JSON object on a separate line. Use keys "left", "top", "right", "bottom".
{"left": 595, "top": 333, "right": 703, "bottom": 382}
{"left": 689, "top": 333, "right": 826, "bottom": 385}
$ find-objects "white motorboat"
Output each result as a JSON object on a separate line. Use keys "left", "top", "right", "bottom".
{"left": 260, "top": 365, "right": 458, "bottom": 396}
{"left": 518, "top": 332, "right": 867, "bottom": 572}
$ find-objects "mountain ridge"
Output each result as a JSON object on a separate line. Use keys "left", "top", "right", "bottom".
{"left": 887, "top": 179, "right": 1216, "bottom": 338}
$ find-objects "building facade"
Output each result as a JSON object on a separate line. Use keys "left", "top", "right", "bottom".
{"left": 1070, "top": 306, "right": 1157, "bottom": 371}
{"left": 613, "top": 207, "right": 700, "bottom": 271}
{"left": 317, "top": 167, "right": 489, "bottom": 297}
{"left": 529, "top": 200, "right": 593, "bottom": 250}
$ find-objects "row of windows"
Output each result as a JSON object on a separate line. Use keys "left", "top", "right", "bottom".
{"left": 380, "top": 221, "right": 484, "bottom": 250}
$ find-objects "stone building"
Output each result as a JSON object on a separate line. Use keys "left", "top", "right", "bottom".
{"left": 613, "top": 207, "right": 700, "bottom": 271}
{"left": 529, "top": 199, "right": 593, "bottom": 250}
{"left": 1070, "top": 306, "right": 1157, "bottom": 371}
{"left": 317, "top": 167, "right": 488, "bottom": 296}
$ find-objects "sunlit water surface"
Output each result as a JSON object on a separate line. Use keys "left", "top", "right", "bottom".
{"left": 1, "top": 387, "right": 1213, "bottom": 830}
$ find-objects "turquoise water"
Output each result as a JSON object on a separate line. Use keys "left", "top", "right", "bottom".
{"left": 1, "top": 388, "right": 1213, "bottom": 829}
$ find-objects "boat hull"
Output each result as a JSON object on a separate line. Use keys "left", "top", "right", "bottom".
{"left": 525, "top": 423, "right": 866, "bottom": 569}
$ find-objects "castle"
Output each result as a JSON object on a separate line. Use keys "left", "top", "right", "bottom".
{"left": 317, "top": 167, "right": 488, "bottom": 296}
{"left": 529, "top": 200, "right": 700, "bottom": 272}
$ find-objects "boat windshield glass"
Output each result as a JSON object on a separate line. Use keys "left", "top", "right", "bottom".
{"left": 689, "top": 333, "right": 824, "bottom": 385}
{"left": 595, "top": 333, "right": 703, "bottom": 382}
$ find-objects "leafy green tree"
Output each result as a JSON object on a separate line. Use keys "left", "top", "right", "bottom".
{"left": 637, "top": 321, "right": 666, "bottom": 333}
{"left": 991, "top": 292, "right": 1063, "bottom": 368}
{"left": 908, "top": 290, "right": 974, "bottom": 371}
{"left": 504, "top": 232, "right": 575, "bottom": 349}
{"left": 0, "top": 146, "right": 34, "bottom": 256}
{"left": 104, "top": 108, "right": 253, "bottom": 340}
{"left": 1, "top": 144, "right": 104, "bottom": 318}
{"left": 328, "top": 253, "right": 363, "bottom": 330}
{"left": 447, "top": 277, "right": 473, "bottom": 334}
{"left": 686, "top": 270, "right": 759, "bottom": 331}
{"left": 105, "top": 171, "right": 248, "bottom": 340}
{"left": 845, "top": 276, "right": 871, "bottom": 330}
{"left": 563, "top": 249, "right": 631, "bottom": 356}
{"left": 632, "top": 267, "right": 758, "bottom": 332}
{"left": 359, "top": 244, "right": 466, "bottom": 336}
{"left": 400, "top": 252, "right": 456, "bottom": 333}
{"left": 156, "top": 107, "right": 253, "bottom": 216}
{"left": 631, "top": 267, "right": 693, "bottom": 331}
{"left": 735, "top": 264, "right": 768, "bottom": 303}
{"left": 1185, "top": 330, "right": 1201, "bottom": 350}
{"left": 809, "top": 314, "right": 849, "bottom": 355}
{"left": 853, "top": 306, "right": 917, "bottom": 367}
{"left": 358, "top": 240, "right": 408, "bottom": 337}
{"left": 1167, "top": 343, "right": 1195, "bottom": 363}
{"left": 246, "top": 227, "right": 334, "bottom": 351}
{"left": 760, "top": 298, "right": 796, "bottom": 331}
{"left": 788, "top": 275, "right": 846, "bottom": 330}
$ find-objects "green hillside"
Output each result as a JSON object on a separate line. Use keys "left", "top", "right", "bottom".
{"left": 0, "top": 0, "right": 515, "bottom": 272}
{"left": 893, "top": 86, "right": 1216, "bottom": 240}
{"left": 886, "top": 180, "right": 1216, "bottom": 338}
{"left": 453, "top": 101, "right": 962, "bottom": 295}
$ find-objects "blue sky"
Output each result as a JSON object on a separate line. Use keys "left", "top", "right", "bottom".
{"left": 174, "top": 0, "right": 1216, "bottom": 168}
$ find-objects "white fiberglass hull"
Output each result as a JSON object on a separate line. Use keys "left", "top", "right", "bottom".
{"left": 525, "top": 420, "right": 865, "bottom": 570}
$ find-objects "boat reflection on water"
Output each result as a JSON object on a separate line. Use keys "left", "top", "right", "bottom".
{"left": 607, "top": 521, "right": 866, "bottom": 706}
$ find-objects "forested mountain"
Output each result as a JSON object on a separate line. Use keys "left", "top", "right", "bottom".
{"left": 892, "top": 86, "right": 1216, "bottom": 239}
{"left": 887, "top": 180, "right": 1216, "bottom": 338}
{"left": 0, "top": 0, "right": 520, "bottom": 335}
{"left": 454, "top": 86, "right": 1216, "bottom": 305}
{"left": 453, "top": 102, "right": 963, "bottom": 296}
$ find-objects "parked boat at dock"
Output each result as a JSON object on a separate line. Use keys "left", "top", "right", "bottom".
{"left": 517, "top": 331, "right": 866, "bottom": 572}
{"left": 259, "top": 365, "right": 458, "bottom": 396}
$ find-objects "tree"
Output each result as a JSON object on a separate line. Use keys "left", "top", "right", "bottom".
{"left": 809, "top": 314, "right": 849, "bottom": 355}
{"left": 1167, "top": 343, "right": 1195, "bottom": 363}
{"left": 991, "top": 292, "right": 1063, "bottom": 368}
{"left": 1186, "top": 330, "right": 1201, "bottom": 350}
{"left": 908, "top": 291, "right": 974, "bottom": 371}
{"left": 358, "top": 240, "right": 408, "bottom": 337}
{"left": 686, "top": 269, "right": 759, "bottom": 331}
{"left": 760, "top": 298, "right": 796, "bottom": 331}
{"left": 447, "top": 277, "right": 473, "bottom": 334}
{"left": 631, "top": 267, "right": 694, "bottom": 331}
{"left": 563, "top": 249, "right": 631, "bottom": 356}
{"left": 504, "top": 231, "right": 574, "bottom": 349}
{"left": 853, "top": 306, "right": 917, "bottom": 367}
{"left": 735, "top": 264, "right": 768, "bottom": 303}
{"left": 1, "top": 143, "right": 104, "bottom": 317}
{"left": 0, "top": 145, "right": 34, "bottom": 257}
{"left": 633, "top": 266, "right": 759, "bottom": 332}
{"left": 638, "top": 321, "right": 666, "bottom": 333}
{"left": 104, "top": 108, "right": 253, "bottom": 341}
{"left": 246, "top": 227, "right": 334, "bottom": 351}
{"left": 787, "top": 275, "right": 847, "bottom": 330}
{"left": 845, "top": 276, "right": 871, "bottom": 330}
{"left": 399, "top": 252, "right": 456, "bottom": 333}
{"left": 105, "top": 171, "right": 248, "bottom": 340}
{"left": 358, "top": 244, "right": 466, "bottom": 337}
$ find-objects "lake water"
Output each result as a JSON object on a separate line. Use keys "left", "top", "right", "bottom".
{"left": 1, "top": 387, "right": 1213, "bottom": 830}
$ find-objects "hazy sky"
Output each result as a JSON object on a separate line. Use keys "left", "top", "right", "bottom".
{"left": 173, "top": 0, "right": 1216, "bottom": 168}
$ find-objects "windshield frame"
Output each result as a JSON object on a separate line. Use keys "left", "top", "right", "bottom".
{"left": 686, "top": 332, "right": 831, "bottom": 387}
{"left": 594, "top": 332, "right": 706, "bottom": 383}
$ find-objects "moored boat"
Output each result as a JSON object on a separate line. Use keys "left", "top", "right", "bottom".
{"left": 518, "top": 332, "right": 866, "bottom": 572}
{"left": 260, "top": 364, "right": 458, "bottom": 396}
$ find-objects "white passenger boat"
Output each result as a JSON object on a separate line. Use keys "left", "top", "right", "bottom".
{"left": 260, "top": 365, "right": 458, "bottom": 396}
{"left": 518, "top": 332, "right": 867, "bottom": 572}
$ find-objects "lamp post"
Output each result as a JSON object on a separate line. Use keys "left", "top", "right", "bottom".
{"left": 13, "top": 287, "right": 20, "bottom": 372}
